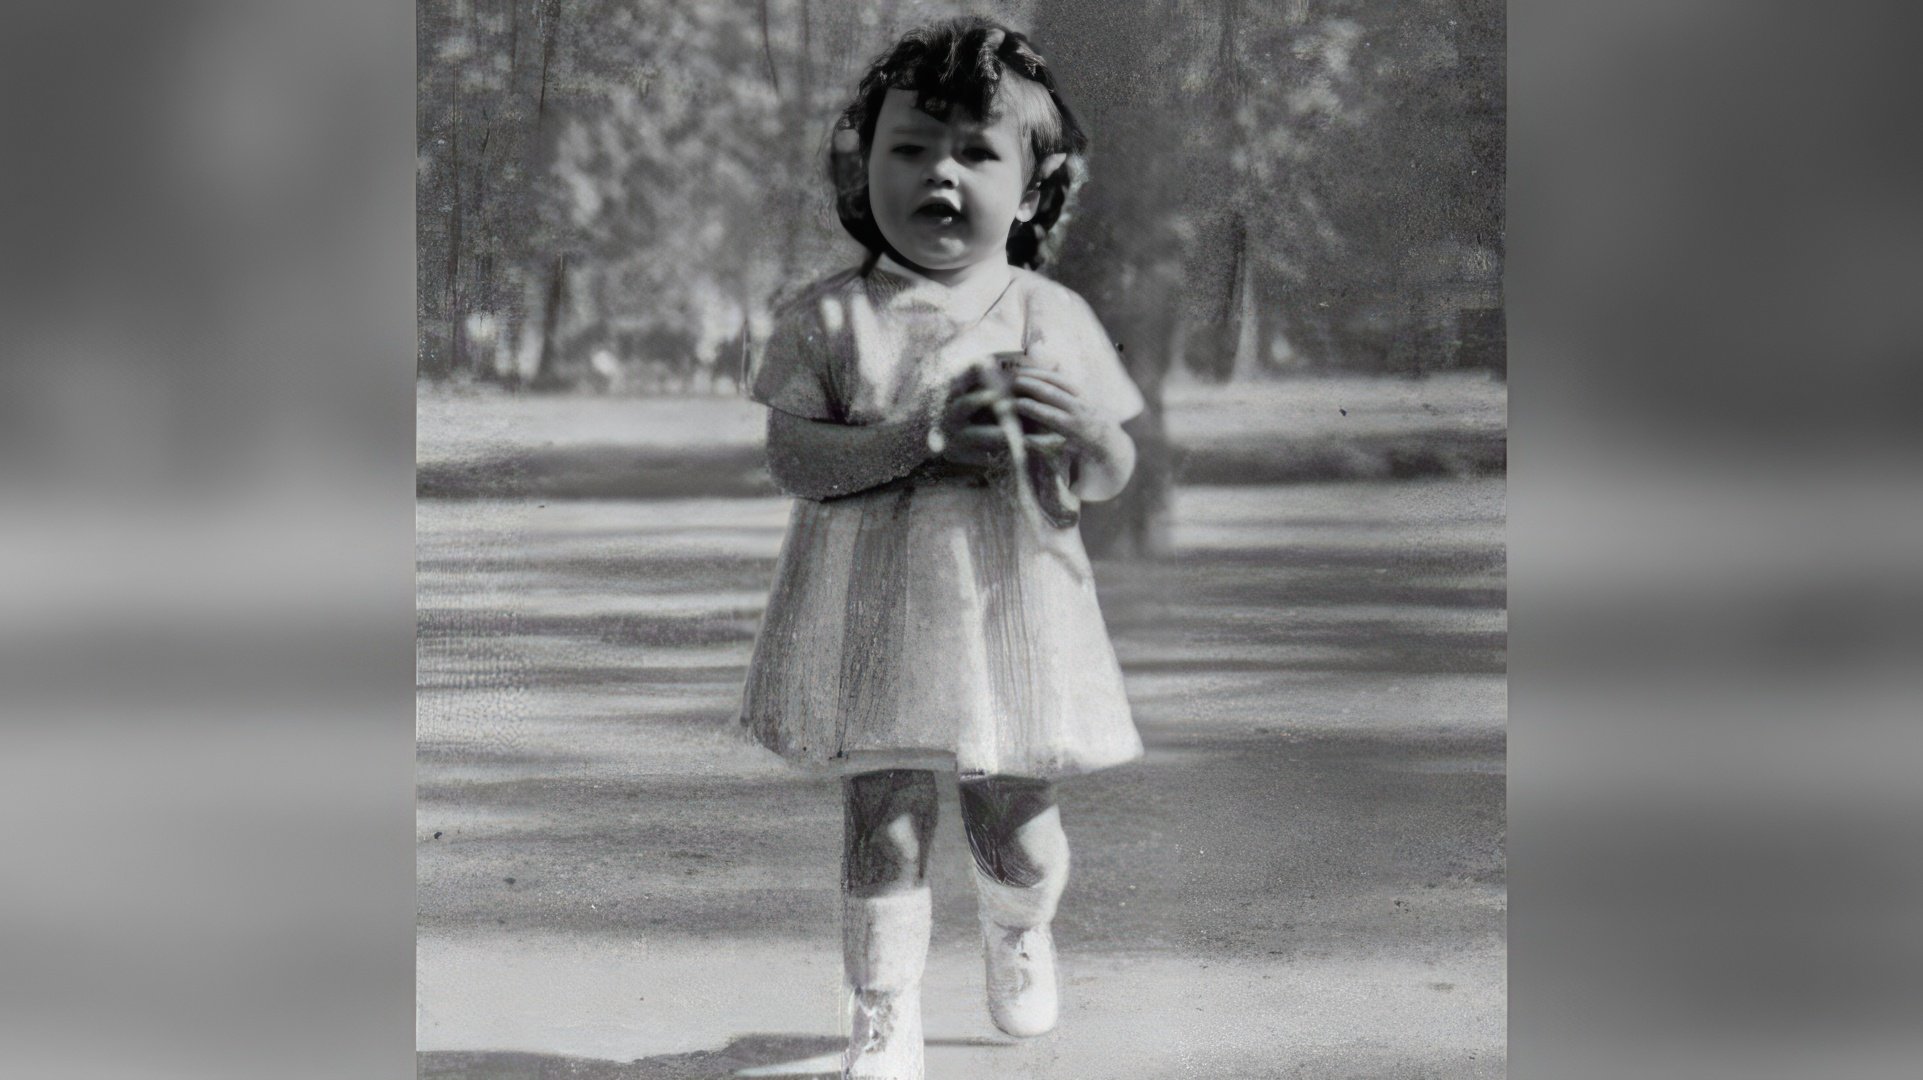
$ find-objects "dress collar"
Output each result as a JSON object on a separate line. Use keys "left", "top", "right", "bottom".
{"left": 874, "top": 253, "right": 1015, "bottom": 315}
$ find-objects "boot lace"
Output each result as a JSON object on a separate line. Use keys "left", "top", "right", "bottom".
{"left": 852, "top": 990, "right": 898, "bottom": 1053}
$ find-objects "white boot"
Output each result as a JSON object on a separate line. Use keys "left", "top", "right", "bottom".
{"left": 972, "top": 807, "right": 1069, "bottom": 1038}
{"left": 843, "top": 886, "right": 931, "bottom": 1080}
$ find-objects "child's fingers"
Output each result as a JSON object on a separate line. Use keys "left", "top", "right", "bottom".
{"left": 943, "top": 387, "right": 1004, "bottom": 424}
{"left": 1012, "top": 396, "right": 1077, "bottom": 435}
{"left": 1011, "top": 374, "right": 1082, "bottom": 413}
{"left": 956, "top": 422, "right": 1007, "bottom": 443}
{"left": 945, "top": 424, "right": 1008, "bottom": 463}
{"left": 1023, "top": 432, "right": 1068, "bottom": 456}
{"left": 952, "top": 387, "right": 1003, "bottom": 410}
{"left": 1013, "top": 366, "right": 1083, "bottom": 398}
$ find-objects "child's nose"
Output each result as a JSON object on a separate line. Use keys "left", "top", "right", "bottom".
{"left": 923, "top": 156, "right": 960, "bottom": 186}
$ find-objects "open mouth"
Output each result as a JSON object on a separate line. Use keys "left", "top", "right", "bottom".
{"left": 913, "top": 201, "right": 965, "bottom": 226}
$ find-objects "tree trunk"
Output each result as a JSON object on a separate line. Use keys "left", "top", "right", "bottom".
{"left": 531, "top": 253, "right": 569, "bottom": 389}
{"left": 1080, "top": 312, "right": 1175, "bottom": 559}
{"left": 504, "top": 0, "right": 521, "bottom": 86}
{"left": 1230, "top": 229, "right": 1263, "bottom": 381}
{"left": 1080, "top": 406, "right": 1173, "bottom": 559}
{"left": 536, "top": 0, "right": 562, "bottom": 118}
{"left": 445, "top": 111, "right": 468, "bottom": 377}
{"left": 1030, "top": 0, "right": 1184, "bottom": 557}
{"left": 757, "top": 0, "right": 780, "bottom": 96}
{"left": 775, "top": 0, "right": 815, "bottom": 276}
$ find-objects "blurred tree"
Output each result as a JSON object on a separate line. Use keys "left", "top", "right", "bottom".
{"left": 417, "top": 0, "right": 557, "bottom": 380}
{"left": 1034, "top": 0, "right": 1503, "bottom": 554}
{"left": 420, "top": 0, "right": 997, "bottom": 387}
{"left": 1031, "top": 0, "right": 1186, "bottom": 557}
{"left": 419, "top": 0, "right": 1501, "bottom": 388}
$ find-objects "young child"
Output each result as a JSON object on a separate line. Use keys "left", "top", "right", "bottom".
{"left": 740, "top": 18, "right": 1143, "bottom": 1079}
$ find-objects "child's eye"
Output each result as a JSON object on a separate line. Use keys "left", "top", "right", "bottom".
{"left": 964, "top": 147, "right": 1000, "bottom": 163}
{"left": 891, "top": 144, "right": 922, "bottom": 157}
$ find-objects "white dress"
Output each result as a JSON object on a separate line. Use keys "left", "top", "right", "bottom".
{"left": 739, "top": 255, "right": 1144, "bottom": 779}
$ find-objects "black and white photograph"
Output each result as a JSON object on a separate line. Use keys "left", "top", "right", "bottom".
{"left": 414, "top": 2, "right": 1504, "bottom": 1077}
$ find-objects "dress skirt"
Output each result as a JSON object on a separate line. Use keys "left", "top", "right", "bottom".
{"left": 740, "top": 473, "right": 1142, "bottom": 779}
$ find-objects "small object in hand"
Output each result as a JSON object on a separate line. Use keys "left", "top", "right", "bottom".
{"left": 970, "top": 352, "right": 1079, "bottom": 528}
{"left": 963, "top": 353, "right": 1029, "bottom": 430}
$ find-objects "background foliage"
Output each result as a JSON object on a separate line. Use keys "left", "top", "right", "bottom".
{"left": 417, "top": 0, "right": 1503, "bottom": 390}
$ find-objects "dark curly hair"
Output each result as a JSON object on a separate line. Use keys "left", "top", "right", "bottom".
{"left": 829, "top": 17, "right": 1088, "bottom": 271}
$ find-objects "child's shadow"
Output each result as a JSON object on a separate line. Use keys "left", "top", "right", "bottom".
{"left": 419, "top": 1033, "right": 1018, "bottom": 1079}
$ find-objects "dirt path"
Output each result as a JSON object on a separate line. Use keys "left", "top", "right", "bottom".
{"left": 416, "top": 479, "right": 1506, "bottom": 1077}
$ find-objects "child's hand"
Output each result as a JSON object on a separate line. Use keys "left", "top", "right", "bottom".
{"left": 1009, "top": 366, "right": 1106, "bottom": 457}
{"left": 1010, "top": 364, "right": 1137, "bottom": 503}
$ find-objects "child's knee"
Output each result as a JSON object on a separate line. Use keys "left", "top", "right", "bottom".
{"left": 960, "top": 777, "right": 1068, "bottom": 890}
{"left": 843, "top": 769, "right": 938, "bottom": 894}
{"left": 969, "top": 803, "right": 1070, "bottom": 928}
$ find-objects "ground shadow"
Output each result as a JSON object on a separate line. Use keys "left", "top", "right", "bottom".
{"left": 419, "top": 1032, "right": 1020, "bottom": 1079}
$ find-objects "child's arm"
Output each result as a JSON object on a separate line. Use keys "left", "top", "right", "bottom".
{"left": 765, "top": 409, "right": 929, "bottom": 500}
{"left": 764, "top": 383, "right": 1007, "bottom": 500}
{"left": 1009, "top": 367, "right": 1137, "bottom": 503}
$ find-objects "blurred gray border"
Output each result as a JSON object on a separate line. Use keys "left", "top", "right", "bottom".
{"left": 4, "top": 1, "right": 1920, "bottom": 1077}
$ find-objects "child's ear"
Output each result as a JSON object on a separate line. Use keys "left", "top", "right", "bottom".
{"left": 1016, "top": 152, "right": 1065, "bottom": 222}
{"left": 1016, "top": 184, "right": 1043, "bottom": 223}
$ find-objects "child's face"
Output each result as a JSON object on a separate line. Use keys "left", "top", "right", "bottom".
{"left": 867, "top": 88, "right": 1041, "bottom": 279}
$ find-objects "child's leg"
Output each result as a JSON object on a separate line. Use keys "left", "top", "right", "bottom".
{"left": 958, "top": 775, "right": 1068, "bottom": 1037}
{"left": 843, "top": 768, "right": 939, "bottom": 895}
{"left": 841, "top": 769, "right": 937, "bottom": 1080}
{"left": 958, "top": 776, "right": 1062, "bottom": 888}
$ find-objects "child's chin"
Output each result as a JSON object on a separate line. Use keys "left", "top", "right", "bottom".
{"left": 884, "top": 230, "right": 964, "bottom": 262}
{"left": 901, "top": 243, "right": 978, "bottom": 271}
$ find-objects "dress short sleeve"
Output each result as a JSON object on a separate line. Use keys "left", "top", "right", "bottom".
{"left": 747, "top": 276, "right": 853, "bottom": 421}
{"left": 1022, "top": 282, "right": 1146, "bottom": 425}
